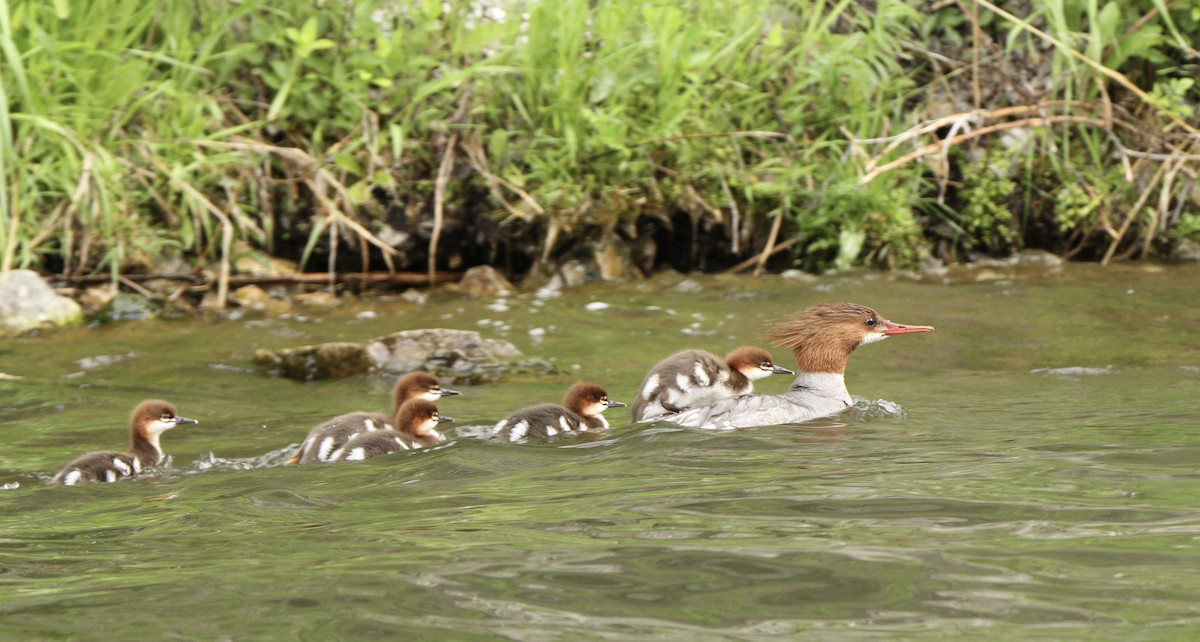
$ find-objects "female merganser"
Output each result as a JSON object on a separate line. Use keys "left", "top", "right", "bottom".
{"left": 490, "top": 382, "right": 626, "bottom": 442}
{"left": 631, "top": 346, "right": 793, "bottom": 421}
{"left": 50, "top": 399, "right": 198, "bottom": 486}
{"left": 287, "top": 371, "right": 459, "bottom": 464}
{"left": 329, "top": 399, "right": 453, "bottom": 462}
{"left": 657, "top": 303, "right": 933, "bottom": 429}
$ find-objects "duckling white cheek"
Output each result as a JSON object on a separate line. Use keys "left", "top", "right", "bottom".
{"left": 148, "top": 419, "right": 179, "bottom": 435}
{"left": 745, "top": 368, "right": 773, "bottom": 381}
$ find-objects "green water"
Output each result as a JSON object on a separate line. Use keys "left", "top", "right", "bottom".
{"left": 2, "top": 261, "right": 1200, "bottom": 639}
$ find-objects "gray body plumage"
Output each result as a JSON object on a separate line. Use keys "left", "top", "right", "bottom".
{"left": 490, "top": 404, "right": 605, "bottom": 442}
{"left": 330, "top": 430, "right": 413, "bottom": 461}
{"left": 293, "top": 411, "right": 392, "bottom": 464}
{"left": 50, "top": 450, "right": 149, "bottom": 485}
{"left": 658, "top": 373, "right": 852, "bottom": 430}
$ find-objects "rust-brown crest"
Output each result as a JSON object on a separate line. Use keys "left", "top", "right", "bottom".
{"left": 762, "top": 303, "right": 881, "bottom": 374}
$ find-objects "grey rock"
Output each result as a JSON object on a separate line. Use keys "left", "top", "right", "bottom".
{"left": 0, "top": 270, "right": 83, "bottom": 337}
{"left": 255, "top": 328, "right": 550, "bottom": 384}
{"left": 93, "top": 292, "right": 159, "bottom": 323}
{"left": 457, "top": 265, "right": 516, "bottom": 298}
{"left": 1172, "top": 239, "right": 1200, "bottom": 262}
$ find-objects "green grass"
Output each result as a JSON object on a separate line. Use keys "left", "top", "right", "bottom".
{"left": 0, "top": 0, "right": 1197, "bottom": 292}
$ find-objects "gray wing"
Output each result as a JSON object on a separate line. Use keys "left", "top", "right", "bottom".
{"left": 658, "top": 394, "right": 839, "bottom": 430}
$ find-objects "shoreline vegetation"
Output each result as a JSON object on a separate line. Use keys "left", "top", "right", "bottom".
{"left": 2, "top": 0, "right": 1199, "bottom": 309}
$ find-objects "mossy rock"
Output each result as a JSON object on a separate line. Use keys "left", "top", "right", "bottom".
{"left": 254, "top": 329, "right": 550, "bottom": 383}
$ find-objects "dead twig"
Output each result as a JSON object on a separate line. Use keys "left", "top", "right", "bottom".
{"left": 858, "top": 115, "right": 1110, "bottom": 186}
{"left": 722, "top": 236, "right": 798, "bottom": 275}
{"left": 755, "top": 211, "right": 787, "bottom": 277}
{"left": 1101, "top": 160, "right": 1167, "bottom": 265}
{"left": 430, "top": 133, "right": 458, "bottom": 286}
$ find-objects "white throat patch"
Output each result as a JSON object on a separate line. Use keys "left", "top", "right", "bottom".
{"left": 860, "top": 332, "right": 888, "bottom": 346}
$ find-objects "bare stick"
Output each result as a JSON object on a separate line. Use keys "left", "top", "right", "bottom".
{"left": 719, "top": 176, "right": 740, "bottom": 254}
{"left": 722, "top": 236, "right": 798, "bottom": 275}
{"left": 858, "top": 115, "right": 1109, "bottom": 186}
{"left": 430, "top": 133, "right": 458, "bottom": 286}
{"left": 755, "top": 211, "right": 786, "bottom": 277}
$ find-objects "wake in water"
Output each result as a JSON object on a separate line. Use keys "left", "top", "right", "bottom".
{"left": 846, "top": 397, "right": 909, "bottom": 421}
{"left": 191, "top": 446, "right": 298, "bottom": 473}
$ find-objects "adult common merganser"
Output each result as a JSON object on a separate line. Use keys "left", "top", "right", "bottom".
{"left": 631, "top": 346, "right": 793, "bottom": 421}
{"left": 656, "top": 303, "right": 933, "bottom": 429}
{"left": 490, "top": 382, "right": 626, "bottom": 442}
{"left": 329, "top": 399, "right": 453, "bottom": 462}
{"left": 287, "top": 371, "right": 459, "bottom": 464}
{"left": 50, "top": 400, "right": 198, "bottom": 486}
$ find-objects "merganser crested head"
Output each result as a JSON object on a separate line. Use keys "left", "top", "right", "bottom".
{"left": 395, "top": 398, "right": 453, "bottom": 448}
{"left": 764, "top": 302, "right": 934, "bottom": 374}
{"left": 392, "top": 371, "right": 460, "bottom": 408}
{"left": 564, "top": 382, "right": 626, "bottom": 418}
{"left": 724, "top": 346, "right": 795, "bottom": 380}
{"left": 50, "top": 399, "right": 198, "bottom": 486}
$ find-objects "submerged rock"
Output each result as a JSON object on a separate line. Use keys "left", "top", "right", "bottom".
{"left": 255, "top": 328, "right": 548, "bottom": 384}
{"left": 456, "top": 265, "right": 516, "bottom": 298}
{"left": 93, "top": 292, "right": 160, "bottom": 323}
{"left": 0, "top": 270, "right": 83, "bottom": 337}
{"left": 232, "top": 285, "right": 290, "bottom": 314}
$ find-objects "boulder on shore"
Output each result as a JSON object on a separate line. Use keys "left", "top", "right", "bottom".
{"left": 456, "top": 265, "right": 516, "bottom": 298}
{"left": 254, "top": 328, "right": 550, "bottom": 384}
{"left": 0, "top": 270, "right": 83, "bottom": 338}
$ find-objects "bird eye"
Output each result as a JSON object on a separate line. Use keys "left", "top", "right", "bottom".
{"left": 865, "top": 318, "right": 876, "bottom": 326}
{"left": 761, "top": 361, "right": 772, "bottom": 368}
{"left": 160, "top": 414, "right": 172, "bottom": 421}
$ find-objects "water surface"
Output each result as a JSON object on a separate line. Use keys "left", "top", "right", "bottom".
{"left": 2, "top": 261, "right": 1199, "bottom": 639}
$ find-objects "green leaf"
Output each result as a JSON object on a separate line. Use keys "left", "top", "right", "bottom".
{"left": 835, "top": 227, "right": 865, "bottom": 270}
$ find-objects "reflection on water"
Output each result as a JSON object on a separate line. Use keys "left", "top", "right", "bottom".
{"left": 2, "top": 262, "right": 1200, "bottom": 637}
